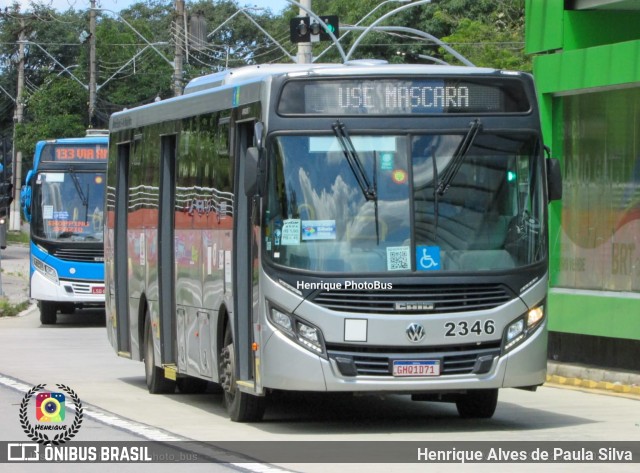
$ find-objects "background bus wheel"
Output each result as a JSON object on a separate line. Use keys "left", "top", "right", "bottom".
{"left": 219, "top": 325, "right": 265, "bottom": 422}
{"left": 176, "top": 376, "right": 209, "bottom": 394}
{"left": 143, "top": 316, "right": 175, "bottom": 394}
{"left": 39, "top": 301, "right": 57, "bottom": 325}
{"left": 455, "top": 389, "right": 498, "bottom": 418}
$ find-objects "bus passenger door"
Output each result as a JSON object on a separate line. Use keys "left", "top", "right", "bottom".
{"left": 232, "top": 121, "right": 257, "bottom": 386}
{"left": 113, "top": 142, "right": 131, "bottom": 354}
{"left": 158, "top": 135, "right": 177, "bottom": 365}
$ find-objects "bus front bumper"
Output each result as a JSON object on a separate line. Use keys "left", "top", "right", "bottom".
{"left": 260, "top": 321, "right": 547, "bottom": 393}
{"left": 31, "top": 271, "right": 105, "bottom": 305}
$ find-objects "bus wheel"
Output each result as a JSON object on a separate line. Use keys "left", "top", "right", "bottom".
{"left": 455, "top": 389, "right": 498, "bottom": 419}
{"left": 39, "top": 301, "right": 57, "bottom": 325}
{"left": 219, "top": 325, "right": 266, "bottom": 422}
{"left": 176, "top": 376, "right": 208, "bottom": 394}
{"left": 143, "top": 316, "right": 175, "bottom": 394}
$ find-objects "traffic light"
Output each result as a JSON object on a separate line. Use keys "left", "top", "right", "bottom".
{"left": 290, "top": 16, "right": 339, "bottom": 43}
{"left": 318, "top": 16, "right": 339, "bottom": 41}
{"left": 0, "top": 180, "right": 13, "bottom": 216}
{"left": 290, "top": 17, "right": 310, "bottom": 43}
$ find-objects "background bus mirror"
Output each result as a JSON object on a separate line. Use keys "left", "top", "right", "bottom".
{"left": 245, "top": 147, "right": 260, "bottom": 196}
{"left": 546, "top": 158, "right": 563, "bottom": 202}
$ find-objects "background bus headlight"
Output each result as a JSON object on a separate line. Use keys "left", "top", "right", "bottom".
{"left": 33, "top": 257, "right": 59, "bottom": 284}
{"left": 503, "top": 305, "right": 545, "bottom": 353}
{"left": 268, "top": 303, "right": 326, "bottom": 357}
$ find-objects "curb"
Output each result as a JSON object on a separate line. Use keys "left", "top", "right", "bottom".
{"left": 17, "top": 301, "right": 37, "bottom": 317}
{"left": 546, "top": 374, "right": 640, "bottom": 396}
{"left": 545, "top": 362, "right": 640, "bottom": 398}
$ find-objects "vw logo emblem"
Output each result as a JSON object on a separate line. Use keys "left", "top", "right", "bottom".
{"left": 406, "top": 323, "right": 426, "bottom": 343}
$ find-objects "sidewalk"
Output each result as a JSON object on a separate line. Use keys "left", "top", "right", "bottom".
{"left": 0, "top": 243, "right": 32, "bottom": 308}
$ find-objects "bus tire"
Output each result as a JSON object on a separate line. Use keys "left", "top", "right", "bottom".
{"left": 219, "top": 325, "right": 266, "bottom": 422}
{"left": 455, "top": 389, "right": 498, "bottom": 419}
{"left": 176, "top": 376, "right": 209, "bottom": 394}
{"left": 39, "top": 301, "right": 57, "bottom": 325}
{"left": 143, "top": 316, "right": 175, "bottom": 394}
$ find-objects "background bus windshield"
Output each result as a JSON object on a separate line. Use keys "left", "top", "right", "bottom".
{"left": 263, "top": 133, "right": 544, "bottom": 273}
{"left": 31, "top": 171, "right": 106, "bottom": 242}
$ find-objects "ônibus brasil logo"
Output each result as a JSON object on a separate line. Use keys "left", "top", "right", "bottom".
{"left": 19, "top": 383, "right": 83, "bottom": 445}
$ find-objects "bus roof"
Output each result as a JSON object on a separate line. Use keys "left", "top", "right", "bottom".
{"left": 183, "top": 61, "right": 502, "bottom": 95}
{"left": 110, "top": 61, "right": 529, "bottom": 132}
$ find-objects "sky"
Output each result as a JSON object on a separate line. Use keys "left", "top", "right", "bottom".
{"left": 15, "top": 0, "right": 291, "bottom": 15}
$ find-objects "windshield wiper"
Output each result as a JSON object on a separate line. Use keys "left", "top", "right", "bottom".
{"left": 436, "top": 118, "right": 482, "bottom": 196}
{"left": 69, "top": 168, "right": 90, "bottom": 223}
{"left": 332, "top": 120, "right": 377, "bottom": 201}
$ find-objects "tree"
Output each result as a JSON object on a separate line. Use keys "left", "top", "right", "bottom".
{"left": 272, "top": 0, "right": 527, "bottom": 68}
{"left": 14, "top": 77, "right": 87, "bottom": 169}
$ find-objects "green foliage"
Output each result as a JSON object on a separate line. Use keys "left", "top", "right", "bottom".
{"left": 442, "top": 18, "right": 530, "bottom": 71}
{"left": 14, "top": 77, "right": 87, "bottom": 168}
{"left": 6, "top": 231, "right": 29, "bottom": 244}
{"left": 0, "top": 299, "right": 31, "bottom": 317}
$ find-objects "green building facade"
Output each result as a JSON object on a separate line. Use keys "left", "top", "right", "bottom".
{"left": 525, "top": 0, "right": 640, "bottom": 370}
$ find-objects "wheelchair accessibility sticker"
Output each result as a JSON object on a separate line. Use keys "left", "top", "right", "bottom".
{"left": 416, "top": 246, "right": 441, "bottom": 271}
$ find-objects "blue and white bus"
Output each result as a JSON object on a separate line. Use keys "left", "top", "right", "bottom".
{"left": 21, "top": 131, "right": 108, "bottom": 324}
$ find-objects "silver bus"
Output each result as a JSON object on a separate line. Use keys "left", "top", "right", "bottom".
{"left": 105, "top": 62, "right": 562, "bottom": 422}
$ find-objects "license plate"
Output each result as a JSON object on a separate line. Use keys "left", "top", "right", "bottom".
{"left": 392, "top": 360, "right": 440, "bottom": 377}
{"left": 92, "top": 286, "right": 105, "bottom": 295}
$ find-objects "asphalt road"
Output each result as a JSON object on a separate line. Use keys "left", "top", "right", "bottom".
{"left": 0, "top": 242, "right": 638, "bottom": 472}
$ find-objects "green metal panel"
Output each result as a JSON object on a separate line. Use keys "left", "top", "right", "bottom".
{"left": 525, "top": 0, "right": 564, "bottom": 54}
{"left": 533, "top": 39, "right": 640, "bottom": 94}
{"left": 547, "top": 98, "right": 563, "bottom": 288}
{"left": 564, "top": 11, "right": 640, "bottom": 51}
{"left": 548, "top": 291, "right": 640, "bottom": 340}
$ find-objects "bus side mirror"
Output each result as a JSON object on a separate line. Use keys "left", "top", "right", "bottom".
{"left": 546, "top": 158, "right": 563, "bottom": 202}
{"left": 244, "top": 147, "right": 260, "bottom": 197}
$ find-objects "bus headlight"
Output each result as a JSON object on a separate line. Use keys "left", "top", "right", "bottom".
{"left": 296, "top": 321, "right": 323, "bottom": 353}
{"left": 503, "top": 305, "right": 545, "bottom": 353}
{"left": 268, "top": 303, "right": 326, "bottom": 357}
{"left": 527, "top": 306, "right": 544, "bottom": 327}
{"left": 33, "top": 257, "right": 59, "bottom": 284}
{"left": 270, "top": 307, "right": 293, "bottom": 333}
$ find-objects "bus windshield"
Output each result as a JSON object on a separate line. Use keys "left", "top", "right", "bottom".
{"left": 31, "top": 170, "right": 106, "bottom": 242}
{"left": 263, "top": 132, "right": 544, "bottom": 273}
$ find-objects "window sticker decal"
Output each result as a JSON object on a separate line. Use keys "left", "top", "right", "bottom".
{"left": 380, "top": 153, "right": 394, "bottom": 171}
{"left": 416, "top": 245, "right": 441, "bottom": 271}
{"left": 387, "top": 246, "right": 411, "bottom": 271}
{"left": 281, "top": 219, "right": 301, "bottom": 245}
{"left": 301, "top": 220, "right": 337, "bottom": 240}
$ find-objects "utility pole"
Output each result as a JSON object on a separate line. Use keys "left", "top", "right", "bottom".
{"left": 296, "top": 0, "right": 312, "bottom": 64}
{"left": 88, "top": 0, "right": 97, "bottom": 127}
{"left": 173, "top": 0, "right": 185, "bottom": 96}
{"left": 10, "top": 20, "right": 26, "bottom": 232}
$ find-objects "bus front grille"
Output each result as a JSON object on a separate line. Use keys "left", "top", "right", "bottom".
{"left": 327, "top": 342, "right": 501, "bottom": 377}
{"left": 312, "top": 283, "right": 513, "bottom": 314}
{"left": 52, "top": 247, "right": 105, "bottom": 262}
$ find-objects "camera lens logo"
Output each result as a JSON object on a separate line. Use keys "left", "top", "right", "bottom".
{"left": 35, "top": 392, "right": 65, "bottom": 423}
{"left": 20, "top": 384, "right": 83, "bottom": 445}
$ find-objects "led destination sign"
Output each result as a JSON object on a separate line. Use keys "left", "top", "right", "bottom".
{"left": 41, "top": 144, "right": 108, "bottom": 162}
{"left": 278, "top": 78, "right": 530, "bottom": 115}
